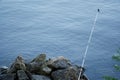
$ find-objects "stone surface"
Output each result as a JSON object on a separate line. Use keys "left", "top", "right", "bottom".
{"left": 8, "top": 56, "right": 26, "bottom": 73}
{"left": 47, "top": 56, "right": 71, "bottom": 69}
{"left": 36, "top": 62, "right": 52, "bottom": 75}
{"left": 28, "top": 62, "right": 52, "bottom": 75}
{"left": 27, "top": 62, "right": 42, "bottom": 73}
{"left": 51, "top": 66, "right": 86, "bottom": 80}
{"left": 32, "top": 75, "right": 51, "bottom": 80}
{"left": 0, "top": 55, "right": 88, "bottom": 80}
{"left": 0, "top": 74, "right": 14, "bottom": 80}
{"left": 17, "top": 70, "right": 29, "bottom": 80}
{"left": 25, "top": 71, "right": 33, "bottom": 80}
{"left": 42, "top": 67, "right": 52, "bottom": 75}
{"left": 31, "top": 54, "right": 46, "bottom": 63}
{"left": 27, "top": 54, "right": 52, "bottom": 75}
{"left": 0, "top": 67, "right": 8, "bottom": 74}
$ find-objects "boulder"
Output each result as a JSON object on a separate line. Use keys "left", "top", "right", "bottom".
{"left": 17, "top": 70, "right": 29, "bottom": 80}
{"left": 8, "top": 56, "right": 26, "bottom": 73}
{"left": 25, "top": 70, "right": 33, "bottom": 80}
{"left": 42, "top": 66, "right": 51, "bottom": 75}
{"left": 31, "top": 54, "right": 46, "bottom": 63}
{"left": 47, "top": 56, "right": 71, "bottom": 69}
{"left": 0, "top": 66, "right": 8, "bottom": 74}
{"left": 0, "top": 54, "right": 88, "bottom": 80}
{"left": 28, "top": 62, "right": 52, "bottom": 75}
{"left": 27, "top": 62, "right": 43, "bottom": 73}
{"left": 27, "top": 54, "right": 52, "bottom": 75}
{"left": 0, "top": 74, "right": 15, "bottom": 80}
{"left": 36, "top": 65, "right": 52, "bottom": 75}
{"left": 32, "top": 75, "right": 51, "bottom": 80}
{"left": 51, "top": 66, "right": 85, "bottom": 80}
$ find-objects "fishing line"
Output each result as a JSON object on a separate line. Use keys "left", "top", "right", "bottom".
{"left": 78, "top": 9, "right": 100, "bottom": 80}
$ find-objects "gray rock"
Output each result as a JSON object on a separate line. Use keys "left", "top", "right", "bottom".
{"left": 25, "top": 70, "right": 33, "bottom": 80}
{"left": 36, "top": 65, "right": 52, "bottom": 75}
{"left": 29, "top": 62, "right": 52, "bottom": 75}
{"left": 47, "top": 56, "right": 71, "bottom": 69}
{"left": 42, "top": 67, "right": 51, "bottom": 75}
{"left": 32, "top": 75, "right": 51, "bottom": 80}
{"left": 17, "top": 70, "right": 29, "bottom": 80}
{"left": 28, "top": 54, "right": 52, "bottom": 75}
{"left": 28, "top": 62, "right": 42, "bottom": 72}
{"left": 0, "top": 74, "right": 15, "bottom": 80}
{"left": 31, "top": 54, "right": 46, "bottom": 63}
{"left": 26, "top": 62, "right": 52, "bottom": 78}
{"left": 8, "top": 56, "right": 26, "bottom": 73}
{"left": 0, "top": 67, "right": 8, "bottom": 74}
{"left": 51, "top": 66, "right": 86, "bottom": 80}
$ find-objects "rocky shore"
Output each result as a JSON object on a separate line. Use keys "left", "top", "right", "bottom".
{"left": 0, "top": 54, "right": 88, "bottom": 80}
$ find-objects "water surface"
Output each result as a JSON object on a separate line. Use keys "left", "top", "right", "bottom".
{"left": 0, "top": 0, "right": 120, "bottom": 79}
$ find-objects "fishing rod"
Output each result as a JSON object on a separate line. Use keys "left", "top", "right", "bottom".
{"left": 78, "top": 9, "right": 100, "bottom": 80}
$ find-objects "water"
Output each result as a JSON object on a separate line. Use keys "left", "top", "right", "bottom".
{"left": 0, "top": 0, "right": 120, "bottom": 79}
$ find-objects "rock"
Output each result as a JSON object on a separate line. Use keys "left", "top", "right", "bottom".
{"left": 51, "top": 66, "right": 85, "bottom": 80}
{"left": 0, "top": 67, "right": 8, "bottom": 74}
{"left": 28, "top": 62, "right": 52, "bottom": 75}
{"left": 1, "top": 66, "right": 8, "bottom": 69}
{"left": 36, "top": 65, "right": 52, "bottom": 75}
{"left": 80, "top": 74, "right": 89, "bottom": 80}
{"left": 0, "top": 74, "right": 15, "bottom": 80}
{"left": 0, "top": 54, "right": 88, "bottom": 80}
{"left": 27, "top": 54, "right": 52, "bottom": 75}
{"left": 32, "top": 75, "right": 51, "bottom": 80}
{"left": 47, "top": 56, "right": 71, "bottom": 69}
{"left": 8, "top": 56, "right": 26, "bottom": 73}
{"left": 42, "top": 67, "right": 52, "bottom": 75}
{"left": 25, "top": 70, "right": 33, "bottom": 80}
{"left": 27, "top": 62, "right": 43, "bottom": 73}
{"left": 31, "top": 54, "right": 46, "bottom": 63}
{"left": 17, "top": 70, "right": 29, "bottom": 80}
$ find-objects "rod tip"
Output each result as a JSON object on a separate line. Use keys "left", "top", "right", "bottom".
{"left": 97, "top": 9, "right": 100, "bottom": 12}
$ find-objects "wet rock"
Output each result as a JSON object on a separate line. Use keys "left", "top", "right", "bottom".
{"left": 31, "top": 54, "right": 46, "bottom": 63}
{"left": 28, "top": 62, "right": 52, "bottom": 75}
{"left": 17, "top": 70, "right": 29, "bottom": 80}
{"left": 42, "top": 66, "right": 52, "bottom": 75}
{"left": 8, "top": 56, "right": 26, "bottom": 73}
{"left": 0, "top": 74, "right": 15, "bottom": 80}
{"left": 27, "top": 62, "right": 42, "bottom": 73}
{"left": 32, "top": 75, "right": 51, "bottom": 80}
{"left": 0, "top": 54, "right": 88, "bottom": 80}
{"left": 27, "top": 54, "right": 52, "bottom": 75}
{"left": 25, "top": 71, "right": 33, "bottom": 80}
{"left": 51, "top": 66, "right": 85, "bottom": 80}
{"left": 36, "top": 65, "right": 52, "bottom": 75}
{"left": 0, "top": 67, "right": 8, "bottom": 74}
{"left": 47, "top": 56, "right": 71, "bottom": 69}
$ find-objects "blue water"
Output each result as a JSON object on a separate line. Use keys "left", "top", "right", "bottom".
{"left": 0, "top": 0, "right": 120, "bottom": 79}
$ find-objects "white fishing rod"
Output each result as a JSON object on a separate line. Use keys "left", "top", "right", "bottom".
{"left": 78, "top": 9, "right": 100, "bottom": 80}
